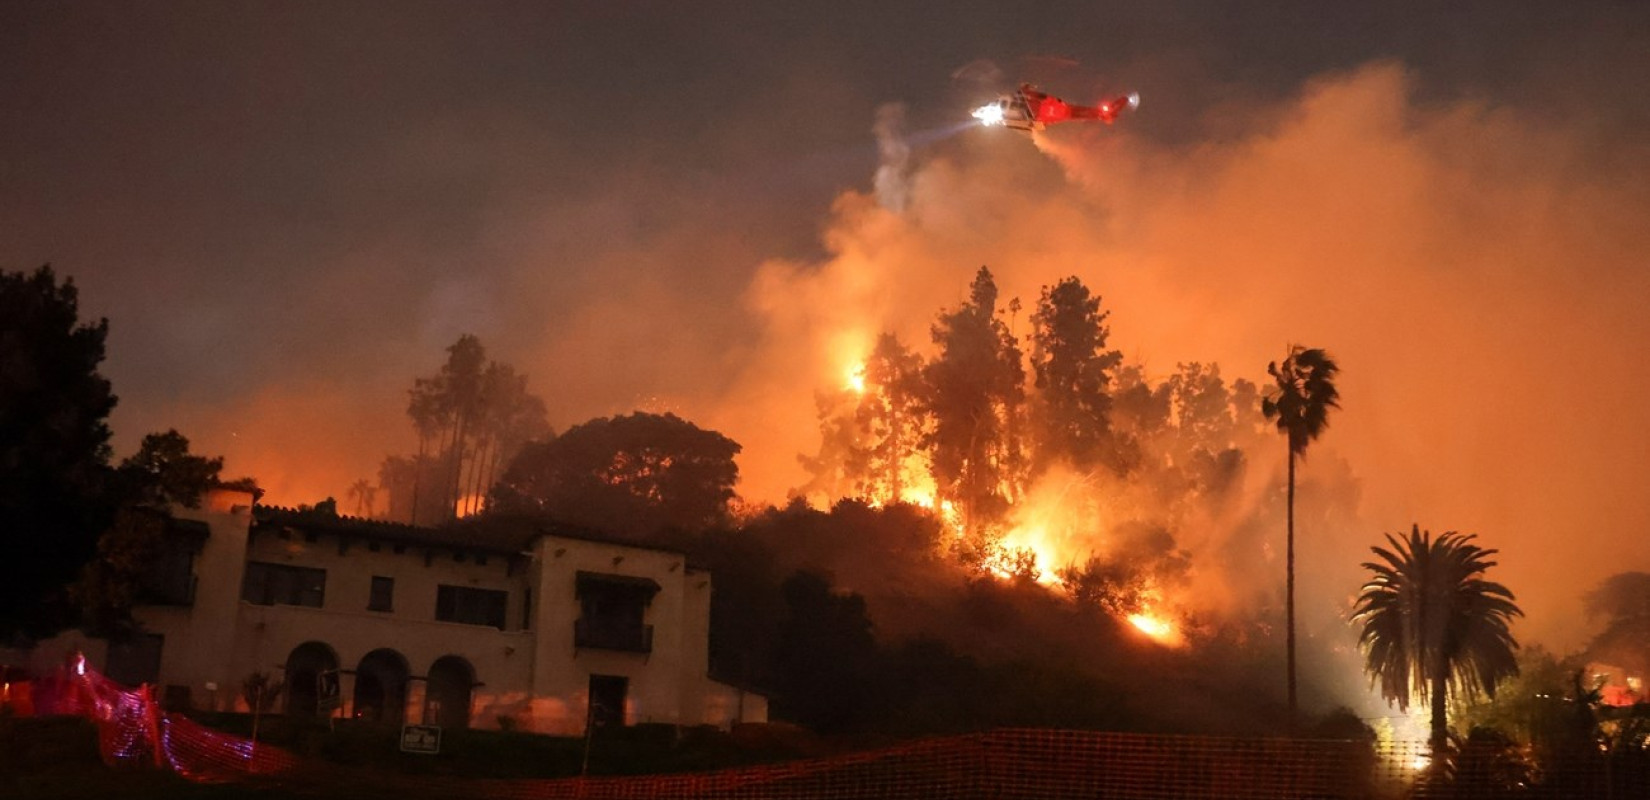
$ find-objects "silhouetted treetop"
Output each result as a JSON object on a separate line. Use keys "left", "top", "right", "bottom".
{"left": 1030, "top": 275, "right": 1121, "bottom": 473}
{"left": 119, "top": 429, "right": 226, "bottom": 509}
{"left": 924, "top": 266, "right": 1026, "bottom": 534}
{"left": 0, "top": 265, "right": 120, "bottom": 635}
{"left": 1353, "top": 525, "right": 1521, "bottom": 750}
{"left": 1263, "top": 346, "right": 1341, "bottom": 458}
{"left": 492, "top": 411, "right": 740, "bottom": 536}
{"left": 388, "top": 334, "right": 549, "bottom": 523}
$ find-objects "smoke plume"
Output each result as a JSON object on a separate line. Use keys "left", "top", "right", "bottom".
{"left": 709, "top": 62, "right": 1650, "bottom": 658}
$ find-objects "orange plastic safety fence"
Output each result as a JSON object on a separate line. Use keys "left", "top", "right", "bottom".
{"left": 22, "top": 660, "right": 1650, "bottom": 799}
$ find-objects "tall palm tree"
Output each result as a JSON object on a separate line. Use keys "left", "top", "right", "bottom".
{"left": 1352, "top": 526, "right": 1522, "bottom": 751}
{"left": 346, "top": 478, "right": 376, "bottom": 518}
{"left": 1261, "top": 345, "right": 1340, "bottom": 721}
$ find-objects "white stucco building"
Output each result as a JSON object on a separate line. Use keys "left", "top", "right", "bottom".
{"left": 68, "top": 486, "right": 765, "bottom": 734}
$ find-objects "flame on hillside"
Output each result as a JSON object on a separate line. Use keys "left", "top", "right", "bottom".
{"left": 1128, "top": 611, "right": 1184, "bottom": 647}
{"left": 815, "top": 331, "right": 1210, "bottom": 637}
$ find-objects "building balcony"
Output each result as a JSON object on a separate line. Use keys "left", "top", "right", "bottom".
{"left": 574, "top": 620, "right": 653, "bottom": 653}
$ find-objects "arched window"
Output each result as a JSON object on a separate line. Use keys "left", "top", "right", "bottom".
{"left": 425, "top": 655, "right": 475, "bottom": 729}
{"left": 283, "top": 641, "right": 339, "bottom": 717}
{"left": 352, "top": 648, "right": 410, "bottom": 724}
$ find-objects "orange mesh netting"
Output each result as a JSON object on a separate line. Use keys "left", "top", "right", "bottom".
{"left": 16, "top": 657, "right": 1647, "bottom": 799}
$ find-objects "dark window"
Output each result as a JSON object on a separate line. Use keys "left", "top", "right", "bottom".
{"left": 435, "top": 585, "right": 508, "bottom": 629}
{"left": 368, "top": 576, "right": 395, "bottom": 612}
{"left": 574, "top": 573, "right": 658, "bottom": 653}
{"left": 241, "top": 562, "right": 326, "bottom": 608}
{"left": 138, "top": 536, "right": 197, "bottom": 606}
{"left": 523, "top": 587, "right": 532, "bottom": 631}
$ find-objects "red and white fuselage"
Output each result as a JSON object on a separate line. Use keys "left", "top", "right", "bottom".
{"left": 973, "top": 83, "right": 1139, "bottom": 132}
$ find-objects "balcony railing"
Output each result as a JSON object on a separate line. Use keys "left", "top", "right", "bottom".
{"left": 574, "top": 619, "right": 653, "bottom": 653}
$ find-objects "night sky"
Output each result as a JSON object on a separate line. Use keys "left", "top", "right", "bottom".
{"left": 4, "top": 1, "right": 1649, "bottom": 651}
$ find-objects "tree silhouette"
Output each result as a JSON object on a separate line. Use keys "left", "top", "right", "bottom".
{"left": 492, "top": 412, "right": 740, "bottom": 536}
{"left": 1581, "top": 571, "right": 1650, "bottom": 683}
{"left": 346, "top": 478, "right": 377, "bottom": 518}
{"left": 1261, "top": 345, "right": 1340, "bottom": 721}
{"left": 857, "top": 333, "right": 928, "bottom": 503}
{"left": 1108, "top": 362, "right": 1172, "bottom": 474}
{"left": 1029, "top": 276, "right": 1121, "bottom": 475}
{"left": 1352, "top": 526, "right": 1522, "bottom": 751}
{"left": 119, "top": 429, "right": 225, "bottom": 509}
{"left": 772, "top": 570, "right": 883, "bottom": 733}
{"left": 75, "top": 430, "right": 248, "bottom": 631}
{"left": 0, "top": 265, "right": 119, "bottom": 635}
{"left": 797, "top": 332, "right": 928, "bottom": 505}
{"left": 397, "top": 336, "right": 548, "bottom": 523}
{"left": 924, "top": 267, "right": 1026, "bottom": 536}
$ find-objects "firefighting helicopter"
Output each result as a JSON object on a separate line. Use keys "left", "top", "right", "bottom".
{"left": 972, "top": 83, "right": 1139, "bottom": 132}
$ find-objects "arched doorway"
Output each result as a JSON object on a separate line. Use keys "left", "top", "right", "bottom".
{"left": 284, "top": 641, "right": 338, "bottom": 717}
{"left": 352, "top": 648, "right": 409, "bottom": 724}
{"left": 425, "top": 656, "right": 474, "bottom": 729}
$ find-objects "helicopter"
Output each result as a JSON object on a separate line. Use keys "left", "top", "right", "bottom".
{"left": 972, "top": 83, "right": 1139, "bottom": 132}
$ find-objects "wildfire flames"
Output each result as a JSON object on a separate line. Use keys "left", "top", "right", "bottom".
{"left": 1128, "top": 612, "right": 1184, "bottom": 647}
{"left": 808, "top": 320, "right": 1212, "bottom": 648}
{"left": 845, "top": 362, "right": 867, "bottom": 395}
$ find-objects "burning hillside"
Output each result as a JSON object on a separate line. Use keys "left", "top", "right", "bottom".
{"left": 784, "top": 262, "right": 1304, "bottom": 653}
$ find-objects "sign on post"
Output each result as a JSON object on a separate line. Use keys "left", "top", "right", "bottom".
{"left": 400, "top": 724, "right": 442, "bottom": 754}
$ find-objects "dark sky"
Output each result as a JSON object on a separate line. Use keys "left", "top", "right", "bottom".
{"left": 4, "top": 1, "right": 1649, "bottom": 652}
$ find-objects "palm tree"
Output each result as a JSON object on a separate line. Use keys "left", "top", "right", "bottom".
{"left": 1261, "top": 345, "right": 1340, "bottom": 721}
{"left": 1352, "top": 525, "right": 1522, "bottom": 751}
{"left": 346, "top": 478, "right": 377, "bottom": 518}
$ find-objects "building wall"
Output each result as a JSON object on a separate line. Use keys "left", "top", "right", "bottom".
{"left": 133, "top": 487, "right": 255, "bottom": 711}
{"left": 241, "top": 527, "right": 528, "bottom": 629}
{"left": 123, "top": 500, "right": 760, "bottom": 733}
{"left": 527, "top": 535, "right": 701, "bottom": 734}
{"left": 231, "top": 602, "right": 535, "bottom": 722}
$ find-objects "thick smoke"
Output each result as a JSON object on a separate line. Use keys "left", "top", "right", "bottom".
{"left": 709, "top": 62, "right": 1650, "bottom": 657}
{"left": 130, "top": 60, "right": 1649, "bottom": 663}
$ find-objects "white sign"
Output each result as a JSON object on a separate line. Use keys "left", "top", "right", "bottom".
{"left": 400, "top": 724, "right": 441, "bottom": 754}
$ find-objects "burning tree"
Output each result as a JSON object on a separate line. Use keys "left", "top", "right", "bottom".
{"left": 1029, "top": 276, "right": 1122, "bottom": 476}
{"left": 787, "top": 265, "right": 1369, "bottom": 681}
{"left": 384, "top": 335, "right": 548, "bottom": 524}
{"left": 1583, "top": 572, "right": 1650, "bottom": 681}
{"left": 799, "top": 332, "right": 930, "bottom": 505}
{"left": 924, "top": 267, "right": 1027, "bottom": 540}
{"left": 856, "top": 333, "right": 929, "bottom": 502}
